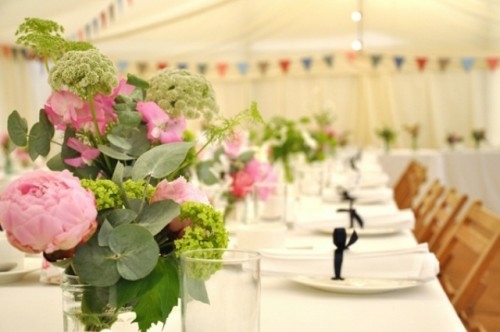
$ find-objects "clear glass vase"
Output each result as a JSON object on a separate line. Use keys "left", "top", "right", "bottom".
{"left": 61, "top": 274, "right": 137, "bottom": 332}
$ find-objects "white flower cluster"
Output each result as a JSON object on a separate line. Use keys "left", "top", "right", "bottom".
{"left": 146, "top": 68, "right": 219, "bottom": 120}
{"left": 49, "top": 49, "right": 117, "bottom": 98}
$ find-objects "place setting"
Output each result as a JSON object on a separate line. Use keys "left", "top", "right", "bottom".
{"left": 258, "top": 228, "right": 440, "bottom": 294}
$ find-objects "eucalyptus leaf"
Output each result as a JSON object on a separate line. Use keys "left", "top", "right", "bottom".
{"left": 98, "top": 220, "right": 114, "bottom": 246}
{"left": 186, "top": 277, "right": 209, "bottom": 304}
{"left": 106, "top": 208, "right": 137, "bottom": 227}
{"left": 73, "top": 237, "right": 121, "bottom": 287}
{"left": 137, "top": 200, "right": 180, "bottom": 235}
{"left": 237, "top": 150, "right": 255, "bottom": 163}
{"left": 98, "top": 144, "right": 135, "bottom": 160}
{"left": 38, "top": 108, "right": 55, "bottom": 138}
{"left": 195, "top": 161, "right": 219, "bottom": 185}
{"left": 46, "top": 153, "right": 66, "bottom": 171}
{"left": 117, "top": 110, "right": 142, "bottom": 127}
{"left": 108, "top": 224, "right": 159, "bottom": 281}
{"left": 7, "top": 110, "right": 28, "bottom": 146}
{"left": 112, "top": 162, "right": 125, "bottom": 187}
{"left": 131, "top": 142, "right": 194, "bottom": 180}
{"left": 107, "top": 134, "right": 132, "bottom": 150}
{"left": 28, "top": 121, "right": 52, "bottom": 158}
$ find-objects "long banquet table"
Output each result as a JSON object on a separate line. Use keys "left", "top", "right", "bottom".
{"left": 0, "top": 223, "right": 466, "bottom": 332}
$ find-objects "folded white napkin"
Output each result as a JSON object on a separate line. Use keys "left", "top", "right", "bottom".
{"left": 297, "top": 208, "right": 415, "bottom": 231}
{"left": 328, "top": 171, "right": 389, "bottom": 189}
{"left": 260, "top": 243, "right": 439, "bottom": 281}
{"left": 322, "top": 186, "right": 394, "bottom": 204}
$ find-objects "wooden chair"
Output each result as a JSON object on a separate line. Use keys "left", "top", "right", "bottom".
{"left": 412, "top": 179, "right": 445, "bottom": 238}
{"left": 393, "top": 160, "right": 427, "bottom": 209}
{"left": 416, "top": 188, "right": 467, "bottom": 249}
{"left": 435, "top": 201, "right": 500, "bottom": 329}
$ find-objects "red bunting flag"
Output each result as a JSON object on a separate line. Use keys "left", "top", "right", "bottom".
{"left": 2, "top": 44, "right": 10, "bottom": 58}
{"left": 216, "top": 62, "right": 228, "bottom": 77}
{"left": 279, "top": 59, "right": 290, "bottom": 74}
{"left": 346, "top": 51, "right": 357, "bottom": 62}
{"left": 157, "top": 62, "right": 168, "bottom": 70}
{"left": 100, "top": 11, "right": 107, "bottom": 28}
{"left": 77, "top": 29, "right": 85, "bottom": 41}
{"left": 487, "top": 57, "right": 499, "bottom": 71}
{"left": 416, "top": 57, "right": 428, "bottom": 71}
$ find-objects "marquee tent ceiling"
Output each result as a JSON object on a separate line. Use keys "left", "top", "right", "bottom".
{"left": 1, "top": 0, "right": 500, "bottom": 63}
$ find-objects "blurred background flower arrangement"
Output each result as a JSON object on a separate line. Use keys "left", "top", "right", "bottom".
{"left": 0, "top": 18, "right": 262, "bottom": 332}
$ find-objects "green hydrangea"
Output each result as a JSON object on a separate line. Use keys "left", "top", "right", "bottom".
{"left": 49, "top": 48, "right": 117, "bottom": 99}
{"left": 123, "top": 179, "right": 155, "bottom": 201}
{"left": 80, "top": 178, "right": 122, "bottom": 210}
{"left": 174, "top": 202, "right": 228, "bottom": 257}
{"left": 145, "top": 68, "right": 219, "bottom": 120}
{"left": 80, "top": 178, "right": 154, "bottom": 210}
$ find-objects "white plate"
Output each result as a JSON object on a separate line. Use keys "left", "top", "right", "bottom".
{"left": 290, "top": 276, "right": 424, "bottom": 294}
{"left": 0, "top": 257, "right": 40, "bottom": 284}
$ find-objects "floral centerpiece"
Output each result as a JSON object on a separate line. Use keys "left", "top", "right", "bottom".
{"left": 196, "top": 131, "right": 276, "bottom": 223}
{"left": 471, "top": 128, "right": 486, "bottom": 149}
{"left": 0, "top": 18, "right": 261, "bottom": 332}
{"left": 375, "top": 125, "right": 397, "bottom": 152}
{"left": 302, "top": 111, "right": 338, "bottom": 162}
{"left": 445, "top": 132, "right": 463, "bottom": 150}
{"left": 403, "top": 123, "right": 420, "bottom": 150}
{"left": 251, "top": 116, "right": 306, "bottom": 183}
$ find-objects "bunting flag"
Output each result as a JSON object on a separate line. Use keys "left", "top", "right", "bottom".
{"left": 487, "top": 57, "right": 499, "bottom": 71}
{"left": 177, "top": 63, "right": 188, "bottom": 70}
{"left": 323, "top": 54, "right": 334, "bottom": 68}
{"left": 136, "top": 62, "right": 148, "bottom": 74}
{"left": 438, "top": 58, "right": 450, "bottom": 71}
{"left": 108, "top": 4, "right": 115, "bottom": 21}
{"left": 258, "top": 61, "right": 269, "bottom": 75}
{"left": 279, "top": 59, "right": 291, "bottom": 74}
{"left": 371, "top": 54, "right": 382, "bottom": 68}
{"left": 301, "top": 57, "right": 312, "bottom": 71}
{"left": 237, "top": 62, "right": 249, "bottom": 75}
{"left": 346, "top": 51, "right": 357, "bottom": 62}
{"left": 461, "top": 57, "right": 475, "bottom": 72}
{"left": 216, "top": 62, "right": 228, "bottom": 77}
{"left": 2, "top": 45, "right": 10, "bottom": 58}
{"left": 116, "top": 0, "right": 124, "bottom": 12}
{"left": 416, "top": 57, "right": 428, "bottom": 71}
{"left": 117, "top": 60, "right": 128, "bottom": 73}
{"left": 100, "top": 11, "right": 107, "bottom": 28}
{"left": 197, "top": 63, "right": 208, "bottom": 75}
{"left": 394, "top": 55, "right": 405, "bottom": 70}
{"left": 157, "top": 62, "right": 168, "bottom": 70}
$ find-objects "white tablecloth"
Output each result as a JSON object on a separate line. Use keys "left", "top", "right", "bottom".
{"left": 0, "top": 229, "right": 465, "bottom": 332}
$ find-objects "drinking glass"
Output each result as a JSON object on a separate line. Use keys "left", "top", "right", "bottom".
{"left": 180, "top": 249, "right": 261, "bottom": 332}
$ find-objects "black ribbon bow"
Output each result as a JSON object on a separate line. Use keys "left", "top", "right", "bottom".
{"left": 332, "top": 228, "right": 358, "bottom": 280}
{"left": 336, "top": 191, "right": 364, "bottom": 228}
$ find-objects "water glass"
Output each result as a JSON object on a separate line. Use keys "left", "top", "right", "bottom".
{"left": 180, "top": 249, "right": 261, "bottom": 332}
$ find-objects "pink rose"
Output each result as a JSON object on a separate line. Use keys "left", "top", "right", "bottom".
{"left": 0, "top": 169, "right": 98, "bottom": 254}
{"left": 150, "top": 176, "right": 209, "bottom": 205}
{"left": 224, "top": 131, "right": 246, "bottom": 158}
{"left": 231, "top": 170, "right": 254, "bottom": 198}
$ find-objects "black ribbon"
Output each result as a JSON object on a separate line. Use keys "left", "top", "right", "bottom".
{"left": 332, "top": 228, "right": 358, "bottom": 280}
{"left": 336, "top": 192, "right": 364, "bottom": 228}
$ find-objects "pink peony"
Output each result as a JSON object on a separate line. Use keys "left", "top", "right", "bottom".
{"left": 150, "top": 176, "right": 209, "bottom": 205}
{"left": 0, "top": 169, "right": 98, "bottom": 254}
